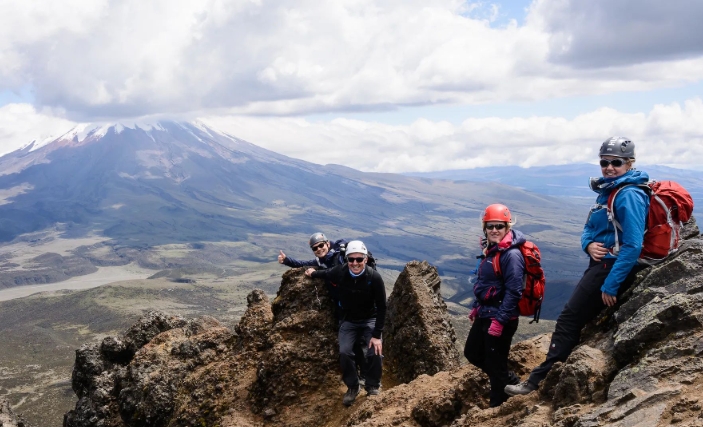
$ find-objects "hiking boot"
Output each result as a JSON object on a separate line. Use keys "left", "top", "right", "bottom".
{"left": 507, "top": 371, "right": 520, "bottom": 386}
{"left": 343, "top": 384, "right": 360, "bottom": 406}
{"left": 504, "top": 381, "right": 537, "bottom": 396}
{"left": 365, "top": 386, "right": 380, "bottom": 396}
{"left": 358, "top": 377, "right": 366, "bottom": 388}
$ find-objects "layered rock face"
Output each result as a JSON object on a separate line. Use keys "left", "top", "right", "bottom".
{"left": 63, "top": 219, "right": 703, "bottom": 427}
{"left": 384, "top": 260, "right": 461, "bottom": 383}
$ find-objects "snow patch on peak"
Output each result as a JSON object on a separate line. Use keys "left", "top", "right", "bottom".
{"left": 29, "top": 123, "right": 110, "bottom": 152}
{"left": 118, "top": 120, "right": 167, "bottom": 133}
{"left": 23, "top": 118, "right": 241, "bottom": 154}
{"left": 189, "top": 120, "right": 216, "bottom": 138}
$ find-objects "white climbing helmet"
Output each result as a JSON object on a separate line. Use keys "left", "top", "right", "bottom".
{"left": 345, "top": 240, "right": 368, "bottom": 256}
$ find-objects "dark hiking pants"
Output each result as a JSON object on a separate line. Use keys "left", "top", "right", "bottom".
{"left": 527, "top": 258, "right": 644, "bottom": 387}
{"left": 464, "top": 316, "right": 519, "bottom": 407}
{"left": 330, "top": 292, "right": 368, "bottom": 381}
{"left": 339, "top": 319, "right": 382, "bottom": 389}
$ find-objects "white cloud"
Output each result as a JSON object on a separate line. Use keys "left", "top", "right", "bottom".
{"left": 201, "top": 97, "right": 703, "bottom": 172}
{"left": 0, "top": 0, "right": 701, "bottom": 119}
{"left": 2, "top": 97, "right": 702, "bottom": 172}
{"left": 0, "top": 104, "right": 75, "bottom": 156}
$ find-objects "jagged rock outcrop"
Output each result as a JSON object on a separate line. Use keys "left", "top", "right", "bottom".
{"left": 247, "top": 268, "right": 339, "bottom": 426}
{"left": 235, "top": 289, "right": 274, "bottom": 352}
{"left": 64, "top": 311, "right": 191, "bottom": 427}
{"left": 64, "top": 268, "right": 341, "bottom": 427}
{"left": 0, "top": 398, "right": 32, "bottom": 427}
{"left": 64, "top": 220, "right": 703, "bottom": 427}
{"left": 384, "top": 261, "right": 461, "bottom": 383}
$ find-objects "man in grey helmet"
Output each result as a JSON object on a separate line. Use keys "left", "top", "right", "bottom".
{"left": 505, "top": 136, "right": 649, "bottom": 397}
{"left": 277, "top": 232, "right": 345, "bottom": 270}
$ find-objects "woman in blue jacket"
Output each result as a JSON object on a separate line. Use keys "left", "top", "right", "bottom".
{"left": 506, "top": 136, "right": 649, "bottom": 397}
{"left": 464, "top": 203, "right": 525, "bottom": 407}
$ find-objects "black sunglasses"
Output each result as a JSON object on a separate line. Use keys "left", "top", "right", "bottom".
{"left": 485, "top": 224, "right": 506, "bottom": 231}
{"left": 347, "top": 256, "right": 365, "bottom": 264}
{"left": 600, "top": 158, "right": 626, "bottom": 168}
{"left": 311, "top": 243, "right": 326, "bottom": 251}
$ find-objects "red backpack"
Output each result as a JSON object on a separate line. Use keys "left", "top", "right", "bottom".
{"left": 607, "top": 181, "right": 694, "bottom": 265}
{"left": 493, "top": 241, "right": 546, "bottom": 323}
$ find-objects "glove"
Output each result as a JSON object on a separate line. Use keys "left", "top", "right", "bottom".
{"left": 487, "top": 319, "right": 503, "bottom": 337}
{"left": 468, "top": 307, "right": 478, "bottom": 322}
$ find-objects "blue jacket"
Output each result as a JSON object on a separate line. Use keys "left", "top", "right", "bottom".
{"left": 581, "top": 169, "right": 650, "bottom": 296}
{"left": 472, "top": 229, "right": 526, "bottom": 325}
{"left": 283, "top": 249, "right": 344, "bottom": 269}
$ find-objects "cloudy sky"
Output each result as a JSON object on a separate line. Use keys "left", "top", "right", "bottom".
{"left": 1, "top": 0, "right": 702, "bottom": 172}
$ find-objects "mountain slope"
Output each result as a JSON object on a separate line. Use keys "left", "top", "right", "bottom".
{"left": 0, "top": 120, "right": 586, "bottom": 318}
{"left": 408, "top": 163, "right": 703, "bottom": 215}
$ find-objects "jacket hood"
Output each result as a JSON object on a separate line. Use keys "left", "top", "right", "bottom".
{"left": 589, "top": 169, "right": 650, "bottom": 194}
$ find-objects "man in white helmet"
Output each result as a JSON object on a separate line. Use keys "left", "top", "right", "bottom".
{"left": 305, "top": 240, "right": 386, "bottom": 406}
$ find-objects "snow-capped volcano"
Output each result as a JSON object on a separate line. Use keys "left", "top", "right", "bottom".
{"left": 0, "top": 119, "right": 590, "bottom": 318}
{"left": 0, "top": 119, "right": 325, "bottom": 243}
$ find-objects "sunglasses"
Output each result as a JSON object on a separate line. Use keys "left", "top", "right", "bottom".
{"left": 311, "top": 243, "right": 326, "bottom": 251}
{"left": 599, "top": 158, "right": 627, "bottom": 168}
{"left": 347, "top": 256, "right": 365, "bottom": 264}
{"left": 485, "top": 224, "right": 506, "bottom": 231}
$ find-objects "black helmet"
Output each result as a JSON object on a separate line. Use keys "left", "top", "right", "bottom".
{"left": 309, "top": 232, "right": 328, "bottom": 248}
{"left": 599, "top": 136, "right": 635, "bottom": 159}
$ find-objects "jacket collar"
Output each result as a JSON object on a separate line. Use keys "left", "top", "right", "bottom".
{"left": 589, "top": 169, "right": 650, "bottom": 194}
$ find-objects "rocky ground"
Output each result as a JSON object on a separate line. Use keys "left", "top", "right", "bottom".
{"left": 3, "top": 218, "right": 701, "bottom": 427}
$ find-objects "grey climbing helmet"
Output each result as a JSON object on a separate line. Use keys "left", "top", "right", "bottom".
{"left": 309, "top": 232, "right": 328, "bottom": 248}
{"left": 599, "top": 136, "right": 635, "bottom": 159}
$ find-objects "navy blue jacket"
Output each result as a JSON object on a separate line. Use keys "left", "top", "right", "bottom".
{"left": 283, "top": 249, "right": 344, "bottom": 269}
{"left": 472, "top": 229, "right": 526, "bottom": 325}
{"left": 582, "top": 169, "right": 649, "bottom": 296}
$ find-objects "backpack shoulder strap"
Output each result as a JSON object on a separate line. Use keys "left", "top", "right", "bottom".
{"left": 607, "top": 183, "right": 650, "bottom": 255}
{"left": 607, "top": 183, "right": 650, "bottom": 215}
{"left": 492, "top": 251, "right": 502, "bottom": 278}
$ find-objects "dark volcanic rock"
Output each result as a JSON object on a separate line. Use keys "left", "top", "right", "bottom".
{"left": 550, "top": 345, "right": 616, "bottom": 408}
{"left": 234, "top": 289, "right": 273, "bottom": 352}
{"left": 248, "top": 268, "right": 339, "bottom": 426}
{"left": 385, "top": 260, "right": 461, "bottom": 383}
{"left": 64, "top": 312, "right": 191, "bottom": 427}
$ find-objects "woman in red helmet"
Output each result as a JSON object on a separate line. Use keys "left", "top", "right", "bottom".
{"left": 464, "top": 203, "right": 525, "bottom": 407}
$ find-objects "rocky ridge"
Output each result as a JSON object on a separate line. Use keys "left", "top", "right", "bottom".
{"left": 57, "top": 218, "right": 703, "bottom": 427}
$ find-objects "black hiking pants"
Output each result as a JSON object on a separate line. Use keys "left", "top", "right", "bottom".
{"left": 464, "top": 316, "right": 519, "bottom": 407}
{"left": 339, "top": 319, "right": 382, "bottom": 390}
{"left": 527, "top": 258, "right": 643, "bottom": 387}
{"left": 330, "top": 292, "right": 368, "bottom": 382}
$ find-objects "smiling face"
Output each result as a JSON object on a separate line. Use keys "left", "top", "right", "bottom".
{"left": 346, "top": 252, "right": 367, "bottom": 274}
{"left": 600, "top": 155, "right": 631, "bottom": 179}
{"left": 485, "top": 221, "right": 509, "bottom": 245}
{"left": 311, "top": 241, "right": 330, "bottom": 257}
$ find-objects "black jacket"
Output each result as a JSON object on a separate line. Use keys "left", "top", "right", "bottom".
{"left": 311, "top": 265, "right": 387, "bottom": 338}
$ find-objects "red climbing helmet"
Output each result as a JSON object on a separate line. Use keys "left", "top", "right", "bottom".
{"left": 482, "top": 204, "right": 512, "bottom": 223}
